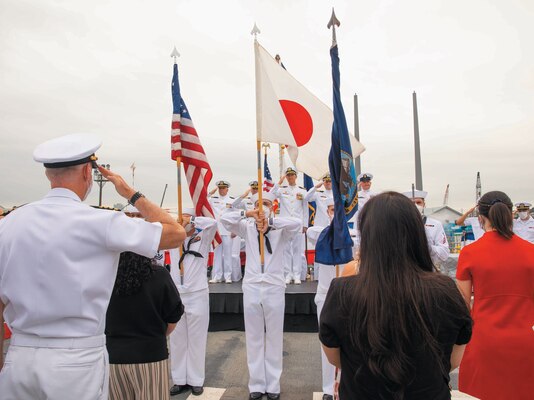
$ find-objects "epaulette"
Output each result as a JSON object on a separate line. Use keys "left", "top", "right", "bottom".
{"left": 211, "top": 196, "right": 219, "bottom": 199}
{"left": 91, "top": 205, "right": 121, "bottom": 211}
{"left": 281, "top": 185, "right": 288, "bottom": 188}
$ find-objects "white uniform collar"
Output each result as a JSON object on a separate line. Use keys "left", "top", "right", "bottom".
{"left": 45, "top": 188, "right": 82, "bottom": 202}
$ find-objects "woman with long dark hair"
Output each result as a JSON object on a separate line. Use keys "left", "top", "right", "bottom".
{"left": 456, "top": 191, "right": 534, "bottom": 399}
{"left": 105, "top": 252, "right": 184, "bottom": 400}
{"left": 319, "top": 191, "right": 472, "bottom": 400}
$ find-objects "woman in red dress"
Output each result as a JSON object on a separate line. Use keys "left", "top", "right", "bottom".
{"left": 456, "top": 191, "right": 534, "bottom": 400}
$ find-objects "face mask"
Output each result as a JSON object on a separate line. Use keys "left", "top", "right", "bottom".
{"left": 416, "top": 204, "right": 424, "bottom": 215}
{"left": 519, "top": 211, "right": 529, "bottom": 220}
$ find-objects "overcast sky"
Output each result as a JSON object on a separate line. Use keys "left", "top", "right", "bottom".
{"left": 1, "top": 0, "right": 533, "bottom": 211}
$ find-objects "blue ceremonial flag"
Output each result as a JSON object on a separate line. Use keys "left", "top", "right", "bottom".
{"left": 303, "top": 174, "right": 316, "bottom": 226}
{"left": 315, "top": 43, "right": 358, "bottom": 265}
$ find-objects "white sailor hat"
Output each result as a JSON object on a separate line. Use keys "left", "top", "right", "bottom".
{"left": 326, "top": 197, "right": 335, "bottom": 207}
{"left": 216, "top": 180, "right": 231, "bottom": 188}
{"left": 182, "top": 207, "right": 196, "bottom": 216}
{"left": 402, "top": 190, "right": 428, "bottom": 200}
{"left": 122, "top": 204, "right": 140, "bottom": 214}
{"left": 357, "top": 173, "right": 373, "bottom": 182}
{"left": 249, "top": 180, "right": 259, "bottom": 188}
{"left": 514, "top": 202, "right": 532, "bottom": 209}
{"left": 251, "top": 190, "right": 277, "bottom": 205}
{"left": 33, "top": 133, "right": 102, "bottom": 168}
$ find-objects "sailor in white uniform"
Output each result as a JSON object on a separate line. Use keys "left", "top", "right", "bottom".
{"left": 304, "top": 173, "right": 333, "bottom": 228}
{"left": 348, "top": 173, "right": 376, "bottom": 231}
{"left": 232, "top": 180, "right": 259, "bottom": 211}
{"left": 208, "top": 180, "right": 237, "bottom": 283}
{"left": 455, "top": 206, "right": 485, "bottom": 242}
{"left": 513, "top": 201, "right": 534, "bottom": 243}
{"left": 271, "top": 167, "right": 308, "bottom": 284}
{"left": 169, "top": 208, "right": 218, "bottom": 397}
{"left": 307, "top": 199, "right": 339, "bottom": 400}
{"left": 403, "top": 190, "right": 450, "bottom": 265}
{"left": 0, "top": 133, "right": 185, "bottom": 400}
{"left": 221, "top": 191, "right": 300, "bottom": 400}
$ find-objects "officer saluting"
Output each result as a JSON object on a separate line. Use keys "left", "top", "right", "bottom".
{"left": 0, "top": 133, "right": 186, "bottom": 400}
{"left": 304, "top": 174, "right": 333, "bottom": 227}
{"left": 233, "top": 181, "right": 259, "bottom": 211}
{"left": 271, "top": 167, "right": 308, "bottom": 284}
{"left": 208, "top": 180, "right": 237, "bottom": 283}
{"left": 402, "top": 189, "right": 450, "bottom": 265}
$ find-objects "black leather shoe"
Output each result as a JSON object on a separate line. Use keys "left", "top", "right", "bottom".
{"left": 249, "top": 392, "right": 264, "bottom": 400}
{"left": 267, "top": 393, "right": 280, "bottom": 400}
{"left": 191, "top": 386, "right": 204, "bottom": 396}
{"left": 170, "top": 384, "right": 190, "bottom": 396}
{"left": 322, "top": 395, "right": 334, "bottom": 400}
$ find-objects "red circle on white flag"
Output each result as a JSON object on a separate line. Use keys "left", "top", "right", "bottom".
{"left": 279, "top": 100, "right": 313, "bottom": 147}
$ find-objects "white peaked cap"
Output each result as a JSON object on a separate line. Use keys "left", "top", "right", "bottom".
{"left": 402, "top": 190, "right": 428, "bottom": 200}
{"left": 33, "top": 133, "right": 102, "bottom": 167}
{"left": 251, "top": 190, "right": 277, "bottom": 205}
{"left": 515, "top": 202, "right": 532, "bottom": 208}
{"left": 122, "top": 204, "right": 139, "bottom": 213}
{"left": 182, "top": 207, "right": 196, "bottom": 216}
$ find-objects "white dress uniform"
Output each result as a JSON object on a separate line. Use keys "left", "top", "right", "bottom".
{"left": 513, "top": 217, "right": 534, "bottom": 243}
{"left": 209, "top": 193, "right": 238, "bottom": 282}
{"left": 348, "top": 189, "right": 376, "bottom": 228}
{"left": 304, "top": 187, "right": 333, "bottom": 228}
{"left": 271, "top": 183, "right": 308, "bottom": 281}
{"left": 221, "top": 210, "right": 300, "bottom": 395}
{"left": 0, "top": 188, "right": 162, "bottom": 400}
{"left": 169, "top": 216, "right": 217, "bottom": 388}
{"left": 232, "top": 194, "right": 256, "bottom": 211}
{"left": 464, "top": 216, "right": 485, "bottom": 241}
{"left": 307, "top": 225, "right": 345, "bottom": 397}
{"left": 423, "top": 216, "right": 450, "bottom": 265}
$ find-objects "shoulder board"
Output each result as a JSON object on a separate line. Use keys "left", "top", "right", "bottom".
{"left": 281, "top": 185, "right": 288, "bottom": 188}
{"left": 91, "top": 205, "right": 120, "bottom": 211}
{"left": 1, "top": 203, "right": 28, "bottom": 217}
{"left": 211, "top": 196, "right": 219, "bottom": 199}
{"left": 229, "top": 196, "right": 235, "bottom": 199}
{"left": 317, "top": 190, "right": 324, "bottom": 193}
{"left": 299, "top": 186, "right": 305, "bottom": 189}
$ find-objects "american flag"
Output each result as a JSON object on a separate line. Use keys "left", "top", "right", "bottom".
{"left": 263, "top": 153, "right": 274, "bottom": 191}
{"left": 171, "top": 63, "right": 221, "bottom": 246}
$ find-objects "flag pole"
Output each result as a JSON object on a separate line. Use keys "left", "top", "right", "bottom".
{"left": 252, "top": 23, "right": 266, "bottom": 274}
{"left": 171, "top": 46, "right": 185, "bottom": 285}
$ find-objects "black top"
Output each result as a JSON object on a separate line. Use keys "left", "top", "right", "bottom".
{"left": 105, "top": 266, "right": 184, "bottom": 364}
{"left": 319, "top": 276, "right": 472, "bottom": 400}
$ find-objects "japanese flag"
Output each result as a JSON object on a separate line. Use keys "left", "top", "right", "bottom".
{"left": 254, "top": 40, "right": 365, "bottom": 180}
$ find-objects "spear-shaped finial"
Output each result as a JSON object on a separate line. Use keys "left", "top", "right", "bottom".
{"left": 251, "top": 23, "right": 261, "bottom": 40}
{"left": 327, "top": 8, "right": 341, "bottom": 46}
{"left": 170, "top": 46, "right": 180, "bottom": 64}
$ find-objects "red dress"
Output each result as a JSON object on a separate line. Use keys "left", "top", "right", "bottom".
{"left": 456, "top": 232, "right": 534, "bottom": 400}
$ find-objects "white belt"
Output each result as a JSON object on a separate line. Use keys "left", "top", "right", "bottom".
{"left": 10, "top": 333, "right": 106, "bottom": 349}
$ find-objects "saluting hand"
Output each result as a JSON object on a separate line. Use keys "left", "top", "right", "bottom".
{"left": 98, "top": 166, "right": 135, "bottom": 200}
{"left": 278, "top": 174, "right": 286, "bottom": 185}
{"left": 315, "top": 182, "right": 323, "bottom": 189}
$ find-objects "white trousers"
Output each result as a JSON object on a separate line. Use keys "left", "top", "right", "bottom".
{"left": 243, "top": 283, "right": 285, "bottom": 394}
{"left": 212, "top": 235, "right": 233, "bottom": 280}
{"left": 170, "top": 289, "right": 209, "bottom": 387}
{"left": 0, "top": 335, "right": 109, "bottom": 400}
{"left": 315, "top": 293, "right": 335, "bottom": 396}
{"left": 284, "top": 232, "right": 307, "bottom": 280}
{"left": 231, "top": 237, "right": 242, "bottom": 282}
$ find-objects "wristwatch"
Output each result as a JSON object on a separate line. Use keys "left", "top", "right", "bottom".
{"left": 128, "top": 191, "right": 145, "bottom": 206}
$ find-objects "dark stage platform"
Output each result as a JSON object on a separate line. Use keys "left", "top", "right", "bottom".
{"left": 208, "top": 281, "right": 318, "bottom": 333}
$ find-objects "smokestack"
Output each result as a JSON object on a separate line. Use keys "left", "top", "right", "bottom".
{"left": 413, "top": 91, "right": 423, "bottom": 190}
{"left": 354, "top": 93, "right": 361, "bottom": 174}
